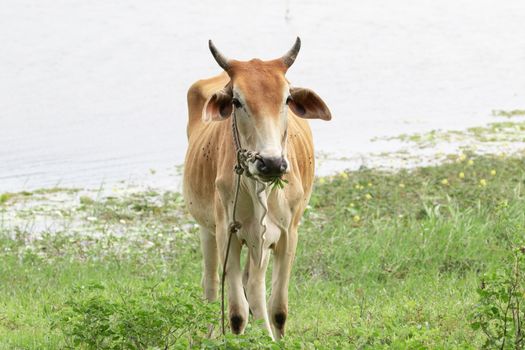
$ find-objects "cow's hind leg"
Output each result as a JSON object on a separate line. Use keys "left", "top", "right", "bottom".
{"left": 268, "top": 227, "right": 298, "bottom": 340}
{"left": 200, "top": 227, "right": 219, "bottom": 301}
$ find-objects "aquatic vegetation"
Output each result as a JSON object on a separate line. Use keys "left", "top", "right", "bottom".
{"left": 492, "top": 109, "right": 525, "bottom": 118}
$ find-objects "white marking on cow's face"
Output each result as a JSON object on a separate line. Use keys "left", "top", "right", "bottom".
{"left": 233, "top": 86, "right": 291, "bottom": 180}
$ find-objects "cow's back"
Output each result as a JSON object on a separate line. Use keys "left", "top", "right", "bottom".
{"left": 184, "top": 73, "right": 234, "bottom": 229}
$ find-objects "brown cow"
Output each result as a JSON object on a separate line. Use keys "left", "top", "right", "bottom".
{"left": 183, "top": 37, "right": 331, "bottom": 340}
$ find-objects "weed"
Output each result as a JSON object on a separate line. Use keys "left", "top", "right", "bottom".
{"left": 471, "top": 245, "right": 525, "bottom": 349}
{"left": 55, "top": 283, "right": 217, "bottom": 349}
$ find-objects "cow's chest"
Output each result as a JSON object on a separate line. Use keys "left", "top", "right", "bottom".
{"left": 231, "top": 183, "right": 299, "bottom": 251}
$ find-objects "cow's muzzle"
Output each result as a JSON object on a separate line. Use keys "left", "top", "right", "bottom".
{"left": 255, "top": 156, "right": 288, "bottom": 179}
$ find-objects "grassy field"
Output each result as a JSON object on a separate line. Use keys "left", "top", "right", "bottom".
{"left": 1, "top": 153, "right": 525, "bottom": 349}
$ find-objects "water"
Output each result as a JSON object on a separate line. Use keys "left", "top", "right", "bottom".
{"left": 1, "top": 0, "right": 524, "bottom": 192}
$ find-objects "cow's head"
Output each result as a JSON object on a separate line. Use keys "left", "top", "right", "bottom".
{"left": 203, "top": 37, "right": 331, "bottom": 181}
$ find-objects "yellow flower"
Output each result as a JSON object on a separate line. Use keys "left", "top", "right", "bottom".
{"left": 399, "top": 183, "right": 405, "bottom": 188}
{"left": 359, "top": 185, "right": 365, "bottom": 190}
{"left": 479, "top": 179, "right": 487, "bottom": 187}
{"left": 349, "top": 203, "right": 355, "bottom": 207}
{"left": 354, "top": 184, "right": 360, "bottom": 190}
{"left": 319, "top": 178, "right": 326, "bottom": 184}
{"left": 365, "top": 193, "right": 372, "bottom": 200}
{"left": 441, "top": 179, "right": 449, "bottom": 185}
{"left": 490, "top": 169, "right": 496, "bottom": 176}
{"left": 458, "top": 154, "right": 467, "bottom": 162}
{"left": 353, "top": 215, "right": 361, "bottom": 223}
{"left": 368, "top": 182, "right": 373, "bottom": 187}
{"left": 459, "top": 172, "right": 465, "bottom": 179}
{"left": 468, "top": 159, "right": 474, "bottom": 166}
{"left": 340, "top": 172, "right": 349, "bottom": 179}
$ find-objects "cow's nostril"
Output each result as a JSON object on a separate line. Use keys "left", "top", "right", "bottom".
{"left": 256, "top": 159, "right": 269, "bottom": 174}
{"left": 280, "top": 161, "right": 288, "bottom": 173}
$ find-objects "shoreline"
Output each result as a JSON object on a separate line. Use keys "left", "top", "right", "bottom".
{"left": 2, "top": 112, "right": 525, "bottom": 195}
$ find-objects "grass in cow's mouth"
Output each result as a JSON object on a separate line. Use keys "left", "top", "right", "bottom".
{"left": 269, "top": 176, "right": 289, "bottom": 189}
{"left": 2, "top": 153, "right": 525, "bottom": 348}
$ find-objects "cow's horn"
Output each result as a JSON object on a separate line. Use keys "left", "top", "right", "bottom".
{"left": 281, "top": 37, "right": 301, "bottom": 68}
{"left": 208, "top": 40, "right": 230, "bottom": 71}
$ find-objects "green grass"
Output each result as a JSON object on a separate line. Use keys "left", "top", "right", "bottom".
{"left": 1, "top": 154, "right": 525, "bottom": 348}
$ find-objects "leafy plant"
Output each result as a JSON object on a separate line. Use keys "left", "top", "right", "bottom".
{"left": 55, "top": 282, "right": 217, "bottom": 349}
{"left": 471, "top": 247, "right": 525, "bottom": 349}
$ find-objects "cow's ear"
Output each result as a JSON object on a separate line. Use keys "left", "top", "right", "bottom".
{"left": 288, "top": 87, "right": 331, "bottom": 121}
{"left": 203, "top": 87, "right": 233, "bottom": 122}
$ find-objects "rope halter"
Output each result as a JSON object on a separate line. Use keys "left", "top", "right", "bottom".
{"left": 231, "top": 109, "right": 261, "bottom": 177}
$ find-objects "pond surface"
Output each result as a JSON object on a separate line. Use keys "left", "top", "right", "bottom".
{"left": 1, "top": 0, "right": 524, "bottom": 192}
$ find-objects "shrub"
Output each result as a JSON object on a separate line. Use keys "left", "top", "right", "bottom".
{"left": 471, "top": 247, "right": 525, "bottom": 349}
{"left": 55, "top": 282, "right": 217, "bottom": 349}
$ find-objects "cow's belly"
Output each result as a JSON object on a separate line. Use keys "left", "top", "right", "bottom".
{"left": 183, "top": 166, "right": 218, "bottom": 232}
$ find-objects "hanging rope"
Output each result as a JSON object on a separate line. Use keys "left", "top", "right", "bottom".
{"left": 220, "top": 110, "right": 261, "bottom": 335}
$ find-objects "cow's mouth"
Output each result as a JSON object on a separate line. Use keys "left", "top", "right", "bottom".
{"left": 254, "top": 174, "right": 275, "bottom": 182}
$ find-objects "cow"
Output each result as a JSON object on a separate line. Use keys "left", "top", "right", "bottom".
{"left": 183, "top": 37, "right": 331, "bottom": 340}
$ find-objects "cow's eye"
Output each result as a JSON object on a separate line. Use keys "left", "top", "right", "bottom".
{"left": 232, "top": 98, "right": 242, "bottom": 109}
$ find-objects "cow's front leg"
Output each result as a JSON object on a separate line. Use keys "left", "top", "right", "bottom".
{"left": 217, "top": 228, "right": 249, "bottom": 334}
{"left": 268, "top": 227, "right": 298, "bottom": 340}
{"left": 245, "top": 251, "right": 274, "bottom": 339}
